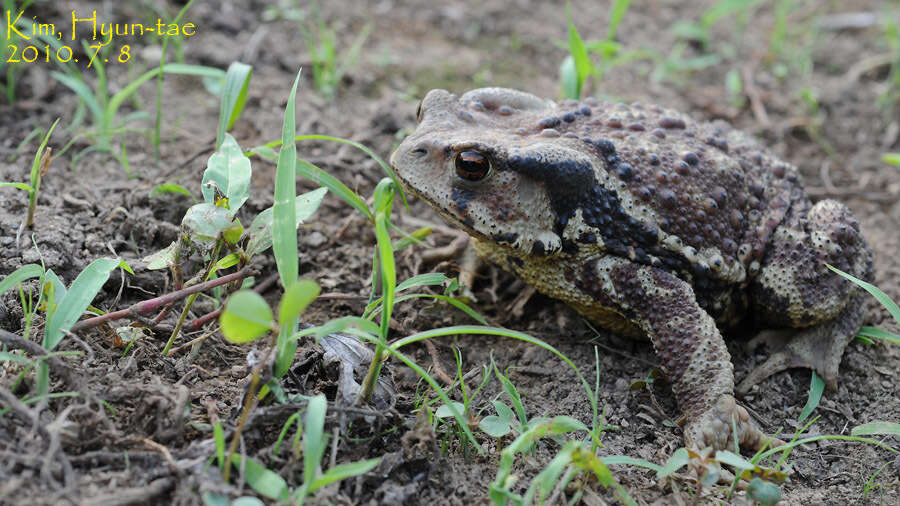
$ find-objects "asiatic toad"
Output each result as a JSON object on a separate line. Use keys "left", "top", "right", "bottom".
{"left": 390, "top": 88, "right": 873, "bottom": 451}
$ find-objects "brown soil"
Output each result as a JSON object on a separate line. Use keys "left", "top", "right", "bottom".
{"left": 1, "top": 1, "right": 899, "bottom": 505}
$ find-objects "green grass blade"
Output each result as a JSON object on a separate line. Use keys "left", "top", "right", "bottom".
{"left": 565, "top": 2, "right": 592, "bottom": 99}
{"left": 296, "top": 158, "right": 372, "bottom": 219}
{"left": 883, "top": 153, "right": 900, "bottom": 166}
{"left": 0, "top": 182, "right": 32, "bottom": 191}
{"left": 273, "top": 70, "right": 302, "bottom": 288}
{"left": 44, "top": 257, "right": 125, "bottom": 351}
{"left": 857, "top": 326, "right": 900, "bottom": 345}
{"left": 309, "top": 458, "right": 380, "bottom": 492}
{"left": 273, "top": 69, "right": 303, "bottom": 378}
{"left": 248, "top": 134, "right": 407, "bottom": 209}
{"left": 302, "top": 394, "right": 328, "bottom": 486}
{"left": 149, "top": 183, "right": 195, "bottom": 200}
{"left": 216, "top": 62, "right": 253, "bottom": 150}
{"left": 797, "top": 371, "right": 825, "bottom": 424}
{"left": 851, "top": 421, "right": 900, "bottom": 437}
{"left": 601, "top": 455, "right": 664, "bottom": 474}
{"left": 51, "top": 72, "right": 102, "bottom": 126}
{"left": 0, "top": 264, "right": 43, "bottom": 297}
{"left": 827, "top": 264, "right": 900, "bottom": 325}
{"left": 607, "top": 0, "right": 633, "bottom": 40}
{"left": 229, "top": 455, "right": 289, "bottom": 501}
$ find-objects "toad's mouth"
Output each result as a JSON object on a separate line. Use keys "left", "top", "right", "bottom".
{"left": 391, "top": 165, "right": 489, "bottom": 242}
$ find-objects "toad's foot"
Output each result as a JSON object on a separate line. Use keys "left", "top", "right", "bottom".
{"left": 737, "top": 292, "right": 866, "bottom": 394}
{"left": 684, "top": 394, "right": 783, "bottom": 451}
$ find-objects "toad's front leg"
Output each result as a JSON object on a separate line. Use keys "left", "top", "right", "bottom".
{"left": 584, "top": 257, "right": 778, "bottom": 451}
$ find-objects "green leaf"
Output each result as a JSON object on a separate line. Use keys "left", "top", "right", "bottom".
{"left": 600, "top": 455, "right": 664, "bottom": 474}
{"left": 181, "top": 203, "right": 235, "bottom": 246}
{"left": 149, "top": 183, "right": 195, "bottom": 200}
{"left": 202, "top": 133, "right": 252, "bottom": 212}
{"left": 559, "top": 56, "right": 578, "bottom": 101}
{"left": 479, "top": 415, "right": 512, "bottom": 437}
{"left": 396, "top": 272, "right": 450, "bottom": 292}
{"left": 606, "top": 0, "right": 633, "bottom": 40}
{"left": 296, "top": 159, "right": 372, "bottom": 220}
{"left": 797, "top": 371, "right": 825, "bottom": 424}
{"left": 231, "top": 498, "right": 264, "bottom": 506}
{"left": 0, "top": 264, "right": 43, "bottom": 297}
{"left": 851, "top": 421, "right": 900, "bottom": 437}
{"left": 566, "top": 3, "right": 593, "bottom": 99}
{"left": 51, "top": 72, "right": 103, "bottom": 126}
{"left": 309, "top": 458, "right": 380, "bottom": 492}
{"left": 656, "top": 447, "right": 690, "bottom": 478}
{"left": 828, "top": 265, "right": 900, "bottom": 326}
{"left": 883, "top": 153, "right": 900, "bottom": 167}
{"left": 220, "top": 290, "right": 273, "bottom": 343}
{"left": 548, "top": 415, "right": 589, "bottom": 434}
{"left": 245, "top": 187, "right": 327, "bottom": 257}
{"left": 0, "top": 352, "right": 31, "bottom": 364}
{"left": 278, "top": 280, "right": 320, "bottom": 327}
{"left": 302, "top": 394, "right": 328, "bottom": 486}
{"left": 222, "top": 222, "right": 244, "bottom": 245}
{"left": 435, "top": 401, "right": 466, "bottom": 419}
{"left": 217, "top": 62, "right": 253, "bottom": 150}
{"left": 747, "top": 477, "right": 781, "bottom": 506}
{"left": 213, "top": 421, "right": 225, "bottom": 471}
{"left": 0, "top": 182, "right": 32, "bottom": 192}
{"left": 142, "top": 241, "right": 178, "bottom": 270}
{"left": 715, "top": 450, "right": 755, "bottom": 471}
{"left": 44, "top": 258, "right": 124, "bottom": 351}
{"left": 214, "top": 252, "right": 241, "bottom": 272}
{"left": 229, "top": 455, "right": 289, "bottom": 502}
{"left": 857, "top": 326, "right": 900, "bottom": 345}
{"left": 492, "top": 400, "right": 516, "bottom": 425}
{"left": 273, "top": 69, "right": 303, "bottom": 379}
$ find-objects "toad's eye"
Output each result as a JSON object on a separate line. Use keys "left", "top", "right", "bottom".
{"left": 415, "top": 100, "right": 423, "bottom": 122}
{"left": 455, "top": 151, "right": 491, "bottom": 182}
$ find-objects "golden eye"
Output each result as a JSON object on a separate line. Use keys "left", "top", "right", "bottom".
{"left": 415, "top": 100, "right": 423, "bottom": 122}
{"left": 455, "top": 150, "right": 491, "bottom": 182}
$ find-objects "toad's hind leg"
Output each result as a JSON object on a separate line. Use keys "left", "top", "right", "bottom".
{"left": 742, "top": 199, "right": 873, "bottom": 392}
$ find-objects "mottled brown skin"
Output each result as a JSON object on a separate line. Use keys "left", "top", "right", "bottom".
{"left": 390, "top": 88, "right": 874, "bottom": 451}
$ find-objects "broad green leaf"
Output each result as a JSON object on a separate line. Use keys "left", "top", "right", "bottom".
{"left": 143, "top": 241, "right": 178, "bottom": 270}
{"left": 220, "top": 290, "right": 273, "bottom": 343}
{"left": 278, "top": 279, "right": 320, "bottom": 326}
{"left": 150, "top": 183, "right": 195, "bottom": 200}
{"left": 883, "top": 153, "right": 900, "bottom": 167}
{"left": 656, "top": 447, "right": 690, "bottom": 478}
{"left": 245, "top": 187, "right": 327, "bottom": 257}
{"left": 548, "top": 415, "right": 589, "bottom": 434}
{"left": 798, "top": 371, "right": 824, "bottom": 424}
{"left": 44, "top": 257, "right": 125, "bottom": 351}
{"left": 302, "top": 394, "right": 328, "bottom": 486}
{"left": 479, "top": 416, "right": 512, "bottom": 437}
{"left": 202, "top": 134, "right": 252, "bottom": 212}
{"left": 492, "top": 400, "right": 516, "bottom": 425}
{"left": 222, "top": 222, "right": 244, "bottom": 245}
{"left": 851, "top": 421, "right": 900, "bottom": 437}
{"left": 229, "top": 455, "right": 289, "bottom": 501}
{"left": 715, "top": 450, "right": 755, "bottom": 470}
{"left": 231, "top": 498, "right": 264, "bottom": 506}
{"left": 0, "top": 182, "right": 32, "bottom": 192}
{"left": 747, "top": 477, "right": 781, "bottom": 506}
{"left": 309, "top": 458, "right": 380, "bottom": 492}
{"left": 435, "top": 401, "right": 466, "bottom": 419}
{"left": 114, "top": 326, "right": 146, "bottom": 343}
{"left": 0, "top": 264, "right": 43, "bottom": 297}
{"left": 182, "top": 203, "right": 235, "bottom": 246}
{"left": 216, "top": 62, "right": 253, "bottom": 150}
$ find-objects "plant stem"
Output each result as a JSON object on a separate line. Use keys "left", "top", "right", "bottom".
{"left": 222, "top": 333, "right": 278, "bottom": 483}
{"left": 69, "top": 266, "right": 254, "bottom": 332}
{"left": 162, "top": 240, "right": 223, "bottom": 355}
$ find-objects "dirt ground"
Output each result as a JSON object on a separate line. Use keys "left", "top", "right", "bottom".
{"left": 1, "top": 0, "right": 899, "bottom": 504}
